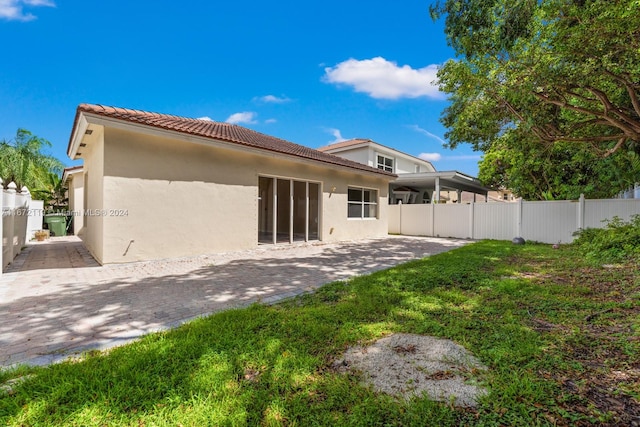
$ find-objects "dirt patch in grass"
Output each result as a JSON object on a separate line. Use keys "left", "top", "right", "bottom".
{"left": 515, "top": 252, "right": 640, "bottom": 425}
{"left": 557, "top": 329, "right": 640, "bottom": 425}
{"left": 561, "top": 375, "right": 640, "bottom": 425}
{"left": 333, "top": 333, "right": 488, "bottom": 407}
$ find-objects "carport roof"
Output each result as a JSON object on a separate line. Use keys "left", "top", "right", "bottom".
{"left": 392, "top": 171, "right": 491, "bottom": 194}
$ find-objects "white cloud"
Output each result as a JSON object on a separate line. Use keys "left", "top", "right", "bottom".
{"left": 265, "top": 118, "right": 277, "bottom": 124}
{"left": 323, "top": 57, "right": 443, "bottom": 100}
{"left": 418, "top": 153, "right": 442, "bottom": 162}
{"left": 197, "top": 116, "right": 213, "bottom": 121}
{"left": 0, "top": 0, "right": 54, "bottom": 21}
{"left": 254, "top": 95, "right": 291, "bottom": 104}
{"left": 408, "top": 125, "right": 446, "bottom": 145}
{"left": 325, "top": 128, "right": 347, "bottom": 144}
{"left": 225, "top": 111, "right": 257, "bottom": 125}
{"left": 23, "top": 0, "right": 54, "bottom": 5}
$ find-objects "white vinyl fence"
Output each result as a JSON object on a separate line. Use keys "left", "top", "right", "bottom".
{"left": 389, "top": 195, "right": 640, "bottom": 244}
{"left": 1, "top": 181, "right": 44, "bottom": 273}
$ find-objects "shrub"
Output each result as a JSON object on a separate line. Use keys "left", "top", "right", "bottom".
{"left": 572, "top": 215, "right": 640, "bottom": 263}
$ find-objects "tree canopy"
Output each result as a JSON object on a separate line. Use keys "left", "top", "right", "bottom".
{"left": 431, "top": 0, "right": 640, "bottom": 199}
{"left": 478, "top": 135, "right": 640, "bottom": 200}
{"left": 0, "top": 128, "right": 65, "bottom": 203}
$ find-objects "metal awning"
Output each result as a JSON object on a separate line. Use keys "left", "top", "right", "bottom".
{"left": 392, "top": 171, "right": 490, "bottom": 194}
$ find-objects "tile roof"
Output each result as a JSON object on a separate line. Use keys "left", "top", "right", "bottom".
{"left": 69, "top": 104, "right": 395, "bottom": 177}
{"left": 63, "top": 165, "right": 83, "bottom": 173}
{"left": 61, "top": 165, "right": 83, "bottom": 183}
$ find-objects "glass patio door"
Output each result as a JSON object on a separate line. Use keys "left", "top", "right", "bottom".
{"left": 258, "top": 177, "right": 319, "bottom": 244}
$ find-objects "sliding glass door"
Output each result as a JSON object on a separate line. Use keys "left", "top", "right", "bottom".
{"left": 258, "top": 177, "right": 320, "bottom": 244}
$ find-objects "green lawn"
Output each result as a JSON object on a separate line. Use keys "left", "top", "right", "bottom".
{"left": 1, "top": 241, "right": 638, "bottom": 426}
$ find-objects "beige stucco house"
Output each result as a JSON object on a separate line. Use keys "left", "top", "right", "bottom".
{"left": 67, "top": 104, "right": 395, "bottom": 265}
{"left": 318, "top": 138, "right": 490, "bottom": 204}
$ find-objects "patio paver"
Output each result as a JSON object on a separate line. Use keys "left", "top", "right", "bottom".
{"left": 0, "top": 235, "right": 468, "bottom": 368}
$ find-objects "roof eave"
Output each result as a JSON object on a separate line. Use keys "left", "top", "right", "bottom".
{"left": 318, "top": 141, "right": 370, "bottom": 153}
{"left": 67, "top": 110, "right": 90, "bottom": 160}
{"left": 61, "top": 166, "right": 83, "bottom": 183}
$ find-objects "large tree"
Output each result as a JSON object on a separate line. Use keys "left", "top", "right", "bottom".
{"left": 0, "top": 128, "right": 65, "bottom": 196}
{"left": 431, "top": 0, "right": 640, "bottom": 199}
{"left": 479, "top": 135, "right": 640, "bottom": 200}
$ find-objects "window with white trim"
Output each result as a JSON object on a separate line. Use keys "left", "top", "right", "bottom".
{"left": 348, "top": 187, "right": 378, "bottom": 219}
{"left": 376, "top": 154, "right": 394, "bottom": 172}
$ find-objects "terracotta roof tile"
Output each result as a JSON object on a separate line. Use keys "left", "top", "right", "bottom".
{"left": 63, "top": 165, "right": 83, "bottom": 173}
{"left": 69, "top": 104, "right": 395, "bottom": 177}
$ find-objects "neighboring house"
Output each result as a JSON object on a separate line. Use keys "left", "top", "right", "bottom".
{"left": 457, "top": 189, "right": 518, "bottom": 203}
{"left": 67, "top": 104, "right": 395, "bottom": 265}
{"left": 318, "top": 139, "right": 490, "bottom": 204}
{"left": 62, "top": 165, "right": 84, "bottom": 236}
{"left": 489, "top": 189, "right": 517, "bottom": 202}
{"left": 317, "top": 138, "right": 437, "bottom": 174}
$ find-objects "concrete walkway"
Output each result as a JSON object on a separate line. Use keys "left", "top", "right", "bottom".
{"left": 0, "top": 235, "right": 468, "bottom": 368}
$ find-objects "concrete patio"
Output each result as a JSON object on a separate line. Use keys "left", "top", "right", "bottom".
{"left": 0, "top": 235, "right": 468, "bottom": 368}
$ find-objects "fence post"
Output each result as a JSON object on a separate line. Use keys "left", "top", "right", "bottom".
{"left": 577, "top": 194, "right": 585, "bottom": 233}
{"left": 430, "top": 200, "right": 435, "bottom": 236}
{"left": 5, "top": 182, "right": 17, "bottom": 267}
{"left": 517, "top": 198, "right": 523, "bottom": 237}
{"left": 5, "top": 182, "right": 16, "bottom": 208}
{"left": 21, "top": 186, "right": 31, "bottom": 244}
{"left": 469, "top": 200, "right": 475, "bottom": 239}
{"left": 398, "top": 201, "right": 402, "bottom": 235}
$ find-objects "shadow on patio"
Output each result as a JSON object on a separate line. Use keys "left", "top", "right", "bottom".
{"left": 0, "top": 236, "right": 468, "bottom": 366}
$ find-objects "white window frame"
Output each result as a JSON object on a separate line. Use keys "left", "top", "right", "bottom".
{"left": 347, "top": 187, "right": 378, "bottom": 219}
{"left": 376, "top": 154, "right": 394, "bottom": 173}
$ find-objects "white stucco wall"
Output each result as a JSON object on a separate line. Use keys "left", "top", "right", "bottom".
{"left": 324, "top": 148, "right": 372, "bottom": 168}
{"left": 80, "top": 127, "right": 105, "bottom": 263}
{"left": 26, "top": 200, "right": 43, "bottom": 240}
{"left": 316, "top": 169, "right": 389, "bottom": 242}
{"left": 93, "top": 127, "right": 391, "bottom": 264}
{"left": 394, "top": 156, "right": 429, "bottom": 174}
{"left": 67, "top": 172, "right": 85, "bottom": 236}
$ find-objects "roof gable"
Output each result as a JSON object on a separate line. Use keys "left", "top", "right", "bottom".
{"left": 68, "top": 104, "right": 395, "bottom": 178}
{"left": 319, "top": 138, "right": 436, "bottom": 171}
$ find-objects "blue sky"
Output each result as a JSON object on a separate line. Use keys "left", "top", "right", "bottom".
{"left": 0, "top": 0, "right": 482, "bottom": 175}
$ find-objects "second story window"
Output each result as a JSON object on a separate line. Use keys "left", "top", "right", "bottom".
{"left": 377, "top": 154, "right": 394, "bottom": 172}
